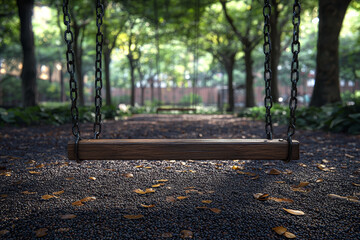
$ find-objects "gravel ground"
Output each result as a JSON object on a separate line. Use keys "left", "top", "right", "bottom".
{"left": 0, "top": 114, "right": 359, "bottom": 239}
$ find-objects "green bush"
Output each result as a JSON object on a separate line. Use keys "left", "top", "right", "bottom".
{"left": 179, "top": 93, "right": 202, "bottom": 106}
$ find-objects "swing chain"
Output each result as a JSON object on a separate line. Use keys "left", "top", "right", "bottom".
{"left": 63, "top": 0, "right": 81, "bottom": 161}
{"left": 263, "top": 0, "right": 273, "bottom": 140}
{"left": 286, "top": 0, "right": 301, "bottom": 162}
{"left": 94, "top": 0, "right": 104, "bottom": 139}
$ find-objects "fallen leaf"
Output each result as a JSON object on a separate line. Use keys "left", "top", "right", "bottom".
{"left": 156, "top": 179, "right": 168, "bottom": 182}
{"left": 135, "top": 165, "right": 143, "bottom": 168}
{"left": 251, "top": 175, "right": 259, "bottom": 180}
{"left": 180, "top": 230, "right": 193, "bottom": 238}
{"left": 166, "top": 196, "right": 176, "bottom": 203}
{"left": 177, "top": 196, "right": 189, "bottom": 200}
{"left": 0, "top": 171, "right": 11, "bottom": 176}
{"left": 272, "top": 226, "right": 287, "bottom": 235}
{"left": 164, "top": 166, "right": 172, "bottom": 170}
{"left": 140, "top": 204, "right": 155, "bottom": 208}
{"left": 0, "top": 230, "right": 10, "bottom": 236}
{"left": 80, "top": 196, "right": 96, "bottom": 202}
{"left": 134, "top": 189, "right": 146, "bottom": 194}
{"left": 22, "top": 191, "right": 36, "bottom": 195}
{"left": 322, "top": 159, "right": 329, "bottom": 164}
{"left": 210, "top": 208, "right": 221, "bottom": 214}
{"left": 53, "top": 190, "right": 64, "bottom": 195}
{"left": 275, "top": 181, "right": 285, "bottom": 184}
{"left": 104, "top": 168, "right": 115, "bottom": 171}
{"left": 26, "top": 160, "right": 36, "bottom": 164}
{"left": 267, "top": 168, "right": 281, "bottom": 175}
{"left": 35, "top": 228, "right": 48, "bottom": 237}
{"left": 352, "top": 183, "right": 360, "bottom": 187}
{"left": 269, "top": 197, "right": 294, "bottom": 203}
{"left": 283, "top": 208, "right": 305, "bottom": 215}
{"left": 152, "top": 184, "right": 161, "bottom": 188}
{"left": 41, "top": 195, "right": 56, "bottom": 200}
{"left": 89, "top": 177, "right": 96, "bottom": 180}
{"left": 144, "top": 166, "right": 152, "bottom": 169}
{"left": 29, "top": 171, "right": 41, "bottom": 175}
{"left": 65, "top": 177, "right": 75, "bottom": 180}
{"left": 232, "top": 165, "right": 244, "bottom": 170}
{"left": 284, "top": 231, "right": 297, "bottom": 238}
{"left": 298, "top": 163, "right": 307, "bottom": 167}
{"left": 60, "top": 214, "right": 76, "bottom": 220}
{"left": 36, "top": 164, "right": 45, "bottom": 168}
{"left": 124, "top": 214, "right": 144, "bottom": 219}
{"left": 201, "top": 200, "right": 212, "bottom": 204}
{"left": 145, "top": 188, "right": 155, "bottom": 193}
{"left": 293, "top": 182, "right": 309, "bottom": 188}
{"left": 316, "top": 178, "right": 324, "bottom": 183}
{"left": 1, "top": 194, "right": 8, "bottom": 198}
{"left": 253, "top": 193, "right": 269, "bottom": 201}
{"left": 161, "top": 232, "right": 173, "bottom": 238}
{"left": 195, "top": 206, "right": 208, "bottom": 210}
{"left": 291, "top": 187, "right": 310, "bottom": 193}
{"left": 72, "top": 200, "right": 84, "bottom": 206}
{"left": 345, "top": 153, "right": 354, "bottom": 159}
{"left": 317, "top": 164, "right": 330, "bottom": 172}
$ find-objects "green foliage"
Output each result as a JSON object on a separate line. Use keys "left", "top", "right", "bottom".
{"left": 179, "top": 93, "right": 202, "bottom": 106}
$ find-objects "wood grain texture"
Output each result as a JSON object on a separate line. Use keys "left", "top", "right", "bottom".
{"left": 68, "top": 139, "right": 299, "bottom": 161}
{"left": 156, "top": 108, "right": 197, "bottom": 113}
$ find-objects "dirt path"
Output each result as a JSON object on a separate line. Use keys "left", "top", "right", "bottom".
{"left": 0, "top": 114, "right": 359, "bottom": 239}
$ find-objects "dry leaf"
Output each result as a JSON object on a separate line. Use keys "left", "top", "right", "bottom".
{"left": 124, "top": 214, "right": 144, "bottom": 219}
{"left": 352, "top": 183, "right": 360, "bottom": 187}
{"left": 210, "top": 208, "right": 221, "bottom": 214}
{"left": 53, "top": 190, "right": 64, "bottom": 195}
{"left": 201, "top": 200, "right": 212, "bottom": 204}
{"left": 29, "top": 171, "right": 41, "bottom": 175}
{"left": 104, "top": 168, "right": 115, "bottom": 171}
{"left": 275, "top": 181, "right": 285, "bottom": 184}
{"left": 180, "top": 230, "right": 193, "bottom": 238}
{"left": 140, "top": 204, "right": 155, "bottom": 208}
{"left": 316, "top": 178, "right": 324, "bottom": 183}
{"left": 283, "top": 208, "right": 305, "bottom": 215}
{"left": 161, "top": 232, "right": 173, "bottom": 238}
{"left": 22, "top": 191, "right": 36, "bottom": 195}
{"left": 134, "top": 189, "right": 146, "bottom": 194}
{"left": 232, "top": 165, "right": 244, "bottom": 170}
{"left": 272, "top": 226, "right": 287, "bottom": 235}
{"left": 60, "top": 214, "right": 76, "bottom": 220}
{"left": 291, "top": 187, "right": 310, "bottom": 193}
{"left": 72, "top": 200, "right": 84, "bottom": 206}
{"left": 144, "top": 166, "right": 152, "bottom": 169}
{"left": 267, "top": 168, "right": 281, "bottom": 175}
{"left": 65, "top": 177, "right": 75, "bottom": 180}
{"left": 293, "top": 182, "right": 309, "bottom": 188}
{"left": 89, "top": 177, "right": 96, "bottom": 180}
{"left": 284, "top": 231, "right": 296, "bottom": 238}
{"left": 156, "top": 179, "right": 168, "bottom": 182}
{"left": 80, "top": 196, "right": 96, "bottom": 202}
{"left": 0, "top": 171, "right": 11, "bottom": 176}
{"left": 251, "top": 175, "right": 259, "bottom": 180}
{"left": 177, "top": 196, "right": 189, "bottom": 200}
{"left": 152, "top": 184, "right": 161, "bottom": 188}
{"left": 166, "top": 196, "right": 176, "bottom": 203}
{"left": 41, "top": 195, "right": 55, "bottom": 200}
{"left": 26, "top": 160, "right": 36, "bottom": 164}
{"left": 283, "top": 169, "right": 293, "bottom": 174}
{"left": 164, "top": 166, "right": 172, "bottom": 170}
{"left": 145, "top": 188, "right": 155, "bottom": 193}
{"left": 36, "top": 164, "right": 45, "bottom": 168}
{"left": 195, "top": 206, "right": 208, "bottom": 210}
{"left": 253, "top": 193, "right": 269, "bottom": 201}
{"left": 298, "top": 163, "right": 307, "bottom": 167}
{"left": 269, "top": 197, "right": 294, "bottom": 203}
{"left": 345, "top": 153, "right": 354, "bottom": 159}
{"left": 1, "top": 194, "right": 8, "bottom": 198}
{"left": 135, "top": 165, "right": 143, "bottom": 168}
{"left": 0, "top": 230, "right": 10, "bottom": 236}
{"left": 35, "top": 228, "right": 48, "bottom": 237}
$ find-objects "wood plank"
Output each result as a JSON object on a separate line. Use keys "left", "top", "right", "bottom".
{"left": 156, "top": 107, "right": 196, "bottom": 113}
{"left": 68, "top": 139, "right": 299, "bottom": 161}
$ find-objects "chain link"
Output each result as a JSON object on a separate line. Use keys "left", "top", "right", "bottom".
{"left": 263, "top": 0, "right": 273, "bottom": 140}
{"left": 94, "top": 0, "right": 104, "bottom": 139}
{"left": 286, "top": 0, "right": 301, "bottom": 162}
{"left": 63, "top": 0, "right": 81, "bottom": 161}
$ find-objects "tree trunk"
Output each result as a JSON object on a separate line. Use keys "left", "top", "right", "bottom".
{"left": 73, "top": 25, "right": 84, "bottom": 106}
{"left": 104, "top": 50, "right": 111, "bottom": 106}
{"left": 150, "top": 78, "right": 154, "bottom": 102}
{"left": 141, "top": 87, "right": 145, "bottom": 106}
{"left": 224, "top": 56, "right": 235, "bottom": 112}
{"left": 270, "top": 0, "right": 280, "bottom": 103}
{"left": 17, "top": 0, "right": 37, "bottom": 107}
{"left": 130, "top": 62, "right": 135, "bottom": 107}
{"left": 244, "top": 49, "right": 255, "bottom": 107}
{"left": 60, "top": 63, "right": 65, "bottom": 102}
{"left": 310, "top": 0, "right": 351, "bottom": 107}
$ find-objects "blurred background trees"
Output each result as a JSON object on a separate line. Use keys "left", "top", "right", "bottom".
{"left": 0, "top": 0, "right": 359, "bottom": 110}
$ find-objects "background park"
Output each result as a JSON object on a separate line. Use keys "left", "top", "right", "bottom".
{"left": 0, "top": 0, "right": 359, "bottom": 239}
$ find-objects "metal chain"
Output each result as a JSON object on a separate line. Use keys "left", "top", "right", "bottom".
{"left": 63, "top": 0, "right": 81, "bottom": 161}
{"left": 263, "top": 0, "right": 273, "bottom": 140}
{"left": 286, "top": 0, "right": 301, "bottom": 162}
{"left": 94, "top": 0, "right": 104, "bottom": 139}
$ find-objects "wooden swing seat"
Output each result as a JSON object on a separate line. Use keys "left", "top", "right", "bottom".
{"left": 68, "top": 138, "right": 299, "bottom": 160}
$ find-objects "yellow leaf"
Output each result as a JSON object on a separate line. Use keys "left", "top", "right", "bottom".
{"left": 177, "top": 196, "right": 189, "bottom": 200}
{"left": 135, "top": 165, "right": 143, "bottom": 168}
{"left": 41, "top": 195, "right": 55, "bottom": 200}
{"left": 156, "top": 179, "right": 168, "bottom": 182}
{"left": 80, "top": 196, "right": 96, "bottom": 202}
{"left": 35, "top": 228, "right": 48, "bottom": 237}
{"left": 60, "top": 214, "right": 76, "bottom": 220}
{"left": 0, "top": 171, "right": 11, "bottom": 176}
{"left": 53, "top": 190, "right": 64, "bottom": 195}
{"left": 145, "top": 188, "right": 155, "bottom": 193}
{"left": 72, "top": 200, "right": 84, "bottom": 206}
{"left": 21, "top": 191, "right": 36, "bottom": 195}
{"left": 29, "top": 171, "right": 41, "bottom": 175}
{"left": 201, "top": 200, "right": 212, "bottom": 204}
{"left": 352, "top": 183, "right": 360, "bottom": 187}
{"left": 291, "top": 187, "right": 310, "bottom": 193}
{"left": 122, "top": 173, "right": 134, "bottom": 178}
{"left": 269, "top": 197, "right": 294, "bottom": 203}
{"left": 272, "top": 226, "right": 287, "bottom": 235}
{"left": 36, "top": 164, "right": 45, "bottom": 168}
{"left": 140, "top": 204, "right": 155, "bottom": 208}
{"left": 210, "top": 208, "right": 221, "bottom": 214}
{"left": 283, "top": 208, "right": 305, "bottom": 215}
{"left": 152, "top": 184, "right": 161, "bottom": 188}
{"left": 134, "top": 189, "right": 146, "bottom": 194}
{"left": 123, "top": 214, "right": 144, "bottom": 219}
{"left": 316, "top": 178, "right": 324, "bottom": 183}
{"left": 180, "top": 230, "right": 193, "bottom": 238}
{"left": 164, "top": 166, "right": 172, "bottom": 169}
{"left": 284, "top": 231, "right": 297, "bottom": 238}
{"left": 89, "top": 177, "right": 96, "bottom": 180}
{"left": 253, "top": 193, "right": 269, "bottom": 201}
{"left": 232, "top": 165, "right": 243, "bottom": 170}
{"left": 267, "top": 168, "right": 281, "bottom": 175}
{"left": 144, "top": 166, "right": 152, "bottom": 169}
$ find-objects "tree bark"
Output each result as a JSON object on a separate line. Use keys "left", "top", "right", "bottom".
{"left": 130, "top": 62, "right": 135, "bottom": 107}
{"left": 60, "top": 63, "right": 65, "bottom": 102}
{"left": 244, "top": 49, "right": 255, "bottom": 107}
{"left": 270, "top": 0, "right": 280, "bottom": 103}
{"left": 104, "top": 49, "right": 111, "bottom": 105}
{"left": 223, "top": 54, "right": 236, "bottom": 112}
{"left": 73, "top": 22, "right": 85, "bottom": 106}
{"left": 17, "top": 0, "right": 37, "bottom": 107}
{"left": 310, "top": 0, "right": 351, "bottom": 107}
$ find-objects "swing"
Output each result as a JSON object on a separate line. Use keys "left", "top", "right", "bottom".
{"left": 63, "top": 0, "right": 301, "bottom": 162}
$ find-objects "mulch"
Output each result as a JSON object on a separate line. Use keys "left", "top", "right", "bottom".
{"left": 0, "top": 114, "right": 359, "bottom": 239}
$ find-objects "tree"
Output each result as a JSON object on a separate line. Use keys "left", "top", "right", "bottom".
{"left": 310, "top": 0, "right": 352, "bottom": 107}
{"left": 17, "top": 0, "right": 37, "bottom": 107}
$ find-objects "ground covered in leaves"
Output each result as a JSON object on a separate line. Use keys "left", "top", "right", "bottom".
{"left": 0, "top": 114, "right": 359, "bottom": 239}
